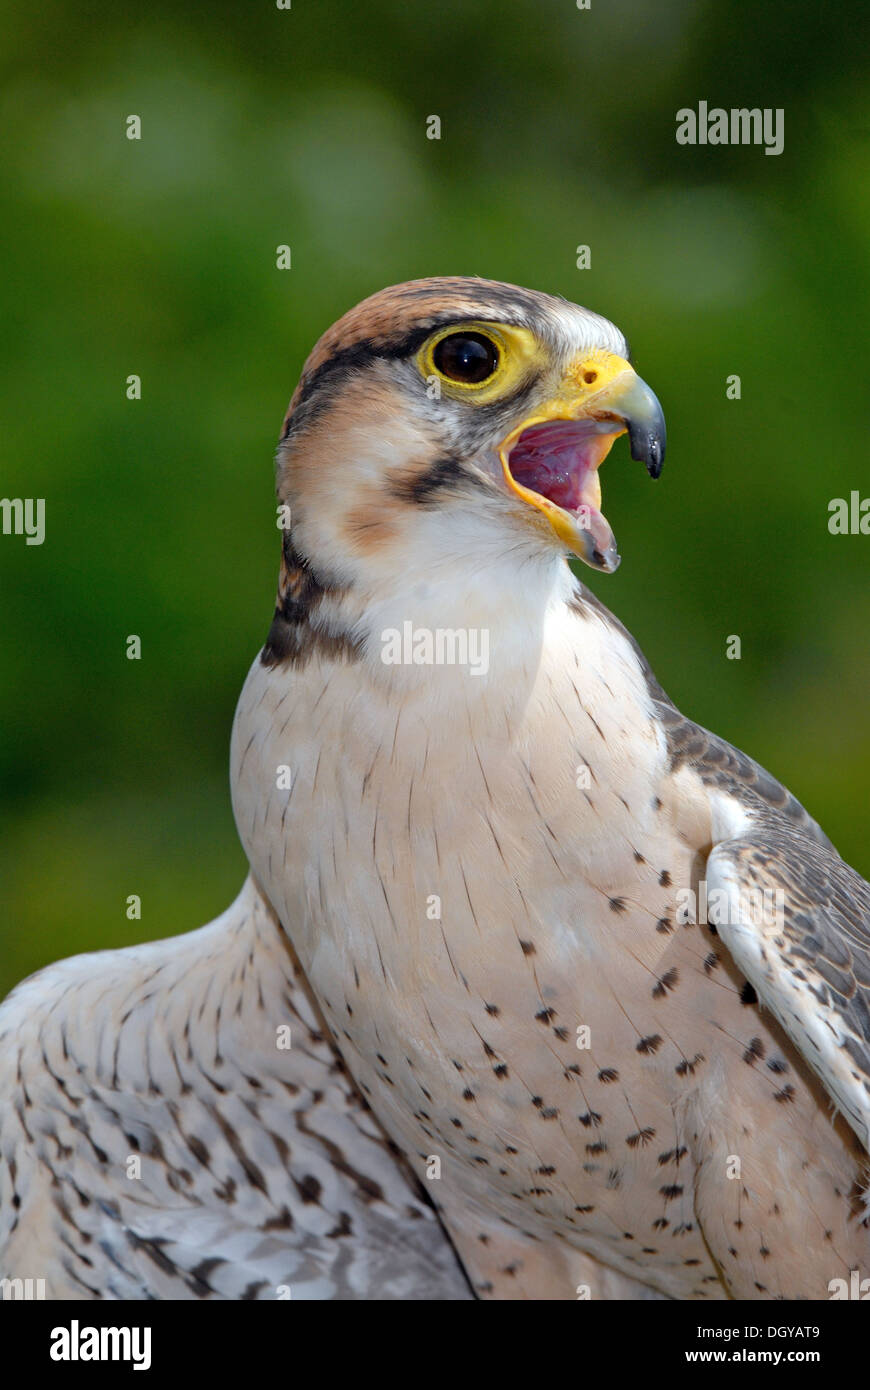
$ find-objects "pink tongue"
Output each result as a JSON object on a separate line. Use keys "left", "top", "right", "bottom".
{"left": 507, "top": 420, "right": 601, "bottom": 510}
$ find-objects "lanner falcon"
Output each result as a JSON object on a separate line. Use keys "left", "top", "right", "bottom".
{"left": 2, "top": 278, "right": 869, "bottom": 1302}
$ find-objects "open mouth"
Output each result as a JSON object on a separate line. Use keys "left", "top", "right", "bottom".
{"left": 493, "top": 356, "right": 665, "bottom": 573}
{"left": 501, "top": 417, "right": 626, "bottom": 573}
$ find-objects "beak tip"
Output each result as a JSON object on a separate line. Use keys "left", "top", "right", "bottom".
{"left": 628, "top": 427, "right": 666, "bottom": 479}
{"left": 646, "top": 441, "right": 665, "bottom": 480}
{"left": 621, "top": 376, "right": 666, "bottom": 480}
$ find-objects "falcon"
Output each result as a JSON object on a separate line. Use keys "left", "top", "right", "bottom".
{"left": 2, "top": 277, "right": 869, "bottom": 1302}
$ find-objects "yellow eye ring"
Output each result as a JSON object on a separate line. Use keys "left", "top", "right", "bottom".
{"left": 418, "top": 322, "right": 506, "bottom": 392}
{"left": 416, "top": 321, "right": 543, "bottom": 402}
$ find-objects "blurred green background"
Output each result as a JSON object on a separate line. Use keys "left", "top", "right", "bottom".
{"left": 2, "top": 0, "right": 869, "bottom": 999}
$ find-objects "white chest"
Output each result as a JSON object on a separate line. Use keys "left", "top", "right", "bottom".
{"left": 234, "top": 597, "right": 668, "bottom": 985}
{"left": 234, "top": 600, "right": 692, "bottom": 1077}
{"left": 229, "top": 591, "right": 734, "bottom": 1290}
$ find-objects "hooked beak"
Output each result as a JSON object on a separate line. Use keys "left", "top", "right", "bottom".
{"left": 497, "top": 351, "right": 666, "bottom": 573}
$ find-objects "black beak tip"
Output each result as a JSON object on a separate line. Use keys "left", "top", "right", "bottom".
{"left": 646, "top": 437, "right": 665, "bottom": 479}
{"left": 628, "top": 423, "right": 666, "bottom": 480}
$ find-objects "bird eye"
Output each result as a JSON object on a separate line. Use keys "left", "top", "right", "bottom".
{"left": 432, "top": 332, "right": 499, "bottom": 385}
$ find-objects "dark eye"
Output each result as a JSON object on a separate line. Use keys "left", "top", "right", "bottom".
{"left": 433, "top": 332, "right": 499, "bottom": 384}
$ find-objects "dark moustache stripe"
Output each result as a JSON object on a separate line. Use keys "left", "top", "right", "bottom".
{"left": 388, "top": 456, "right": 483, "bottom": 506}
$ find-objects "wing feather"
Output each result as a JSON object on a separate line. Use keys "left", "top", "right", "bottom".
{"left": 0, "top": 877, "right": 470, "bottom": 1300}
{"left": 706, "top": 824, "right": 870, "bottom": 1150}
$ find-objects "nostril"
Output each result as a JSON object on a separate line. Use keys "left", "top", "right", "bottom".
{"left": 583, "top": 369, "right": 598, "bottom": 385}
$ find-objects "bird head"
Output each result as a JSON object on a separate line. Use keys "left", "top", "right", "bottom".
{"left": 277, "top": 277, "right": 665, "bottom": 589}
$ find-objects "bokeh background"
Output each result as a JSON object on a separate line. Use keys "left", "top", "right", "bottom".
{"left": 2, "top": 0, "right": 869, "bottom": 999}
